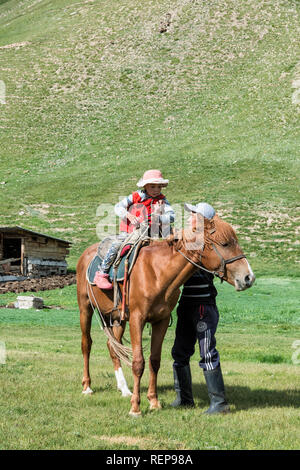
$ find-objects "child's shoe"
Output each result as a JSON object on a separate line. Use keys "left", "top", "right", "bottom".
{"left": 94, "top": 272, "right": 113, "bottom": 289}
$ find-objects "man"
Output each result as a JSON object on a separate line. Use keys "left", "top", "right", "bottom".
{"left": 171, "top": 202, "right": 230, "bottom": 414}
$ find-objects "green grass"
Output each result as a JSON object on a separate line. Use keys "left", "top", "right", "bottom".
{"left": 0, "top": 277, "right": 299, "bottom": 450}
{"left": 0, "top": 0, "right": 299, "bottom": 276}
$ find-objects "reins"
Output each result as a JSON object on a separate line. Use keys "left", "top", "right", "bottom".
{"left": 175, "top": 249, "right": 219, "bottom": 276}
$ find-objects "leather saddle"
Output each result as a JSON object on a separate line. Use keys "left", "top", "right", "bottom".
{"left": 86, "top": 236, "right": 146, "bottom": 285}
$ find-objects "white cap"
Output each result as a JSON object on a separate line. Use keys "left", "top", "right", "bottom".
{"left": 184, "top": 202, "right": 215, "bottom": 219}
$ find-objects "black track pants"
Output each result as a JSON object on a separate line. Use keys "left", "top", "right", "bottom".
{"left": 172, "top": 303, "right": 220, "bottom": 372}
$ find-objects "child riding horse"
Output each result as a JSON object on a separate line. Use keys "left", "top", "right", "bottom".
{"left": 94, "top": 169, "right": 175, "bottom": 289}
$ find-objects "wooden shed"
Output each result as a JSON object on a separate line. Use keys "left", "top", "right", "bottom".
{"left": 0, "top": 226, "right": 71, "bottom": 279}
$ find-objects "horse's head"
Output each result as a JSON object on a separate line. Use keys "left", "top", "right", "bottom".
{"left": 190, "top": 214, "right": 255, "bottom": 291}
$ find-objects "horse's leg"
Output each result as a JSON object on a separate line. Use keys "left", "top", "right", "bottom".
{"left": 106, "top": 321, "right": 132, "bottom": 397}
{"left": 129, "top": 314, "right": 145, "bottom": 417}
{"left": 80, "top": 301, "right": 94, "bottom": 394}
{"left": 147, "top": 317, "right": 170, "bottom": 411}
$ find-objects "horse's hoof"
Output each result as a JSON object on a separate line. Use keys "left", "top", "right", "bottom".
{"left": 82, "top": 387, "right": 93, "bottom": 395}
{"left": 120, "top": 389, "right": 133, "bottom": 398}
{"left": 150, "top": 401, "right": 162, "bottom": 411}
{"left": 129, "top": 410, "right": 142, "bottom": 418}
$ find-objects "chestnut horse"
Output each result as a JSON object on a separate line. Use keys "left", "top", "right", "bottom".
{"left": 76, "top": 213, "right": 255, "bottom": 416}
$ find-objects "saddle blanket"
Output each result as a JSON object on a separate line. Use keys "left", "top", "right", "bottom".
{"left": 86, "top": 244, "right": 138, "bottom": 285}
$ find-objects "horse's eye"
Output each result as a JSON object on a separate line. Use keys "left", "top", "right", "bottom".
{"left": 222, "top": 243, "right": 229, "bottom": 247}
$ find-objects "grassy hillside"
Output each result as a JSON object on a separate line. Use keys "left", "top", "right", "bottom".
{"left": 0, "top": 0, "right": 299, "bottom": 275}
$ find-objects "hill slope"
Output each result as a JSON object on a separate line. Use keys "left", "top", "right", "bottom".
{"left": 0, "top": 0, "right": 299, "bottom": 274}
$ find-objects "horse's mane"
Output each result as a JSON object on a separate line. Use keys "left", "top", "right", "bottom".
{"left": 167, "top": 229, "right": 185, "bottom": 247}
{"left": 147, "top": 231, "right": 185, "bottom": 250}
{"left": 148, "top": 234, "right": 184, "bottom": 250}
{"left": 209, "top": 215, "right": 237, "bottom": 245}
{"left": 148, "top": 215, "right": 237, "bottom": 251}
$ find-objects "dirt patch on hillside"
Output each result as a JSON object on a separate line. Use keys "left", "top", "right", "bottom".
{"left": 0, "top": 273, "right": 76, "bottom": 294}
{"left": 0, "top": 42, "right": 30, "bottom": 49}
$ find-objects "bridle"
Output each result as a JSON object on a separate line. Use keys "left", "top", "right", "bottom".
{"left": 210, "top": 243, "right": 247, "bottom": 282}
{"left": 176, "top": 239, "right": 247, "bottom": 282}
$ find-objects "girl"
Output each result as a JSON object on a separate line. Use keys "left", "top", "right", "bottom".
{"left": 94, "top": 169, "right": 175, "bottom": 289}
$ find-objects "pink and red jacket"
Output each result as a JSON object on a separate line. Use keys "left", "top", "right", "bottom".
{"left": 115, "top": 189, "right": 175, "bottom": 234}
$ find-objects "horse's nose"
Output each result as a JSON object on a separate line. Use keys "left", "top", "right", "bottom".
{"left": 245, "top": 273, "right": 255, "bottom": 287}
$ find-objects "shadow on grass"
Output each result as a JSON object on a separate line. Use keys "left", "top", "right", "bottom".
{"left": 156, "top": 384, "right": 300, "bottom": 411}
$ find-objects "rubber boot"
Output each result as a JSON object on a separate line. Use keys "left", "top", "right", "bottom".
{"left": 93, "top": 272, "right": 113, "bottom": 290}
{"left": 171, "top": 365, "right": 195, "bottom": 408}
{"left": 203, "top": 367, "right": 230, "bottom": 414}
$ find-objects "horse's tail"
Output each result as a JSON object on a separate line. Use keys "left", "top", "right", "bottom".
{"left": 103, "top": 327, "right": 133, "bottom": 367}
{"left": 86, "top": 280, "right": 133, "bottom": 366}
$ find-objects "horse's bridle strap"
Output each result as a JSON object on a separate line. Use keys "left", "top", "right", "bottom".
{"left": 176, "top": 246, "right": 246, "bottom": 280}
{"left": 211, "top": 244, "right": 246, "bottom": 277}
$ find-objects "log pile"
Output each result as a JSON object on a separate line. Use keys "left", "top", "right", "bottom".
{"left": 0, "top": 273, "right": 76, "bottom": 294}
